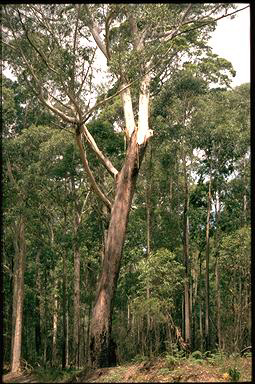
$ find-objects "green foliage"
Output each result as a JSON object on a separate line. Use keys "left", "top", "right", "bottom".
{"left": 228, "top": 367, "right": 240, "bottom": 382}
{"left": 131, "top": 354, "right": 150, "bottom": 364}
{"left": 165, "top": 355, "right": 178, "bottom": 370}
{"left": 33, "top": 367, "right": 83, "bottom": 382}
{"left": 206, "top": 351, "right": 224, "bottom": 365}
{"left": 219, "top": 226, "right": 250, "bottom": 274}
{"left": 191, "top": 350, "right": 203, "bottom": 360}
{"left": 132, "top": 248, "right": 184, "bottom": 316}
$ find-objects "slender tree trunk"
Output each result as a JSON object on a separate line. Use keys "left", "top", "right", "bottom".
{"left": 241, "top": 156, "right": 248, "bottom": 227}
{"left": 52, "top": 277, "right": 58, "bottom": 367}
{"left": 169, "top": 176, "right": 173, "bottom": 212}
{"left": 6, "top": 254, "right": 14, "bottom": 363}
{"left": 70, "top": 175, "right": 81, "bottom": 368}
{"left": 199, "top": 303, "right": 203, "bottom": 352}
{"left": 89, "top": 131, "right": 146, "bottom": 367}
{"left": 192, "top": 250, "right": 199, "bottom": 351}
{"left": 215, "top": 191, "right": 222, "bottom": 350}
{"left": 238, "top": 276, "right": 242, "bottom": 350}
{"left": 66, "top": 297, "right": 69, "bottom": 367}
{"left": 205, "top": 174, "right": 211, "bottom": 351}
{"left": 73, "top": 218, "right": 80, "bottom": 368}
{"left": 11, "top": 217, "right": 26, "bottom": 373}
{"left": 62, "top": 187, "right": 68, "bottom": 369}
{"left": 42, "top": 268, "right": 47, "bottom": 367}
{"left": 62, "top": 246, "right": 67, "bottom": 369}
{"left": 198, "top": 241, "right": 204, "bottom": 352}
{"left": 35, "top": 251, "right": 42, "bottom": 357}
{"left": 86, "top": 304, "right": 91, "bottom": 363}
{"left": 182, "top": 153, "right": 191, "bottom": 347}
{"left": 146, "top": 144, "right": 152, "bottom": 356}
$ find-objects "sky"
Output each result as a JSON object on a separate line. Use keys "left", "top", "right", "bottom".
{"left": 208, "top": 4, "right": 250, "bottom": 87}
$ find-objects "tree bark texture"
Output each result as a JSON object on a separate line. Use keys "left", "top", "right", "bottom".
{"left": 89, "top": 130, "right": 146, "bottom": 367}
{"left": 11, "top": 217, "right": 26, "bottom": 373}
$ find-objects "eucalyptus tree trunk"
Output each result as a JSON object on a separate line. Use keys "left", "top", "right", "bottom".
{"left": 192, "top": 250, "right": 199, "bottom": 351}
{"left": 52, "top": 277, "right": 58, "bottom": 367}
{"left": 182, "top": 152, "right": 191, "bottom": 347}
{"left": 241, "top": 156, "right": 249, "bottom": 227}
{"left": 205, "top": 174, "right": 211, "bottom": 351}
{"left": 215, "top": 191, "right": 222, "bottom": 350}
{"left": 73, "top": 210, "right": 81, "bottom": 368}
{"left": 11, "top": 217, "right": 26, "bottom": 373}
{"left": 89, "top": 130, "right": 147, "bottom": 367}
{"left": 145, "top": 144, "right": 152, "bottom": 355}
{"left": 198, "top": 226, "right": 204, "bottom": 351}
{"left": 62, "top": 181, "right": 68, "bottom": 369}
{"left": 35, "top": 251, "right": 42, "bottom": 357}
{"left": 62, "top": 247, "right": 68, "bottom": 369}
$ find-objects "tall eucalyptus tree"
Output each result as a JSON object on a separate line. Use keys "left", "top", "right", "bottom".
{"left": 3, "top": 3, "right": 240, "bottom": 367}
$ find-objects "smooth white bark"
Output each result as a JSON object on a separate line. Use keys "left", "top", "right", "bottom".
{"left": 120, "top": 84, "right": 136, "bottom": 140}
{"left": 137, "top": 73, "right": 153, "bottom": 145}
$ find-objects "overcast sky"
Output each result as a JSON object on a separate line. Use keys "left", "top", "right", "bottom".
{"left": 208, "top": 4, "right": 250, "bottom": 86}
{"left": 4, "top": 4, "right": 250, "bottom": 88}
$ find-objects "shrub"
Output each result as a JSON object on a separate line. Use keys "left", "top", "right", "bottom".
{"left": 165, "top": 355, "right": 178, "bottom": 370}
{"left": 191, "top": 351, "right": 203, "bottom": 360}
{"left": 228, "top": 367, "right": 240, "bottom": 382}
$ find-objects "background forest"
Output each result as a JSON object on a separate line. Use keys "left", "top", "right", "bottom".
{"left": 2, "top": 3, "right": 251, "bottom": 381}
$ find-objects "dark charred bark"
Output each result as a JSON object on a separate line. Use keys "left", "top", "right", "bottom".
{"left": 89, "top": 130, "right": 146, "bottom": 368}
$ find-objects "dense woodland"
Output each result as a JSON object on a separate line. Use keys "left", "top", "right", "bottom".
{"left": 2, "top": 3, "right": 250, "bottom": 377}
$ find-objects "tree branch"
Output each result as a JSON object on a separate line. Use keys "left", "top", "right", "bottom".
{"left": 82, "top": 124, "right": 119, "bottom": 178}
{"left": 84, "top": 4, "right": 109, "bottom": 59}
{"left": 76, "top": 132, "right": 112, "bottom": 210}
{"left": 71, "top": 4, "right": 81, "bottom": 92}
{"left": 76, "top": 48, "right": 96, "bottom": 98}
{"left": 173, "top": 5, "right": 249, "bottom": 41}
{"left": 40, "top": 96, "right": 76, "bottom": 124}
{"left": 160, "top": 3, "right": 193, "bottom": 42}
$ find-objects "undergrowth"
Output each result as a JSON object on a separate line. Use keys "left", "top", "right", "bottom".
{"left": 33, "top": 367, "right": 83, "bottom": 382}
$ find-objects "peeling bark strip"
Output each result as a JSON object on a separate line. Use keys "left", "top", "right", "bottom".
{"left": 89, "top": 130, "right": 147, "bottom": 367}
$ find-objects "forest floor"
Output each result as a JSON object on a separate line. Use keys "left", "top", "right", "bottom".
{"left": 3, "top": 356, "right": 252, "bottom": 383}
